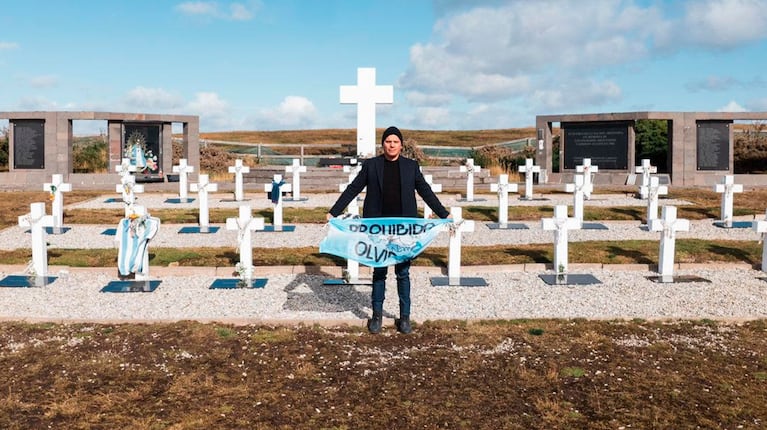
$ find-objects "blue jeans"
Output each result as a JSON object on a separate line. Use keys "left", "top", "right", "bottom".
{"left": 371, "top": 260, "right": 411, "bottom": 317}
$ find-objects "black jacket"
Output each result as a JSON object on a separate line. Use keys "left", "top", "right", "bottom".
{"left": 329, "top": 155, "right": 449, "bottom": 219}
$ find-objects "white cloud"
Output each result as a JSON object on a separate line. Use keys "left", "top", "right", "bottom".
{"left": 399, "top": 1, "right": 658, "bottom": 111}
{"left": 249, "top": 96, "right": 318, "bottom": 129}
{"left": 175, "top": 1, "right": 260, "bottom": 21}
{"left": 28, "top": 75, "right": 58, "bottom": 88}
{"left": 681, "top": 0, "right": 767, "bottom": 49}
{"left": 186, "top": 91, "right": 235, "bottom": 130}
{"left": 125, "top": 86, "right": 185, "bottom": 110}
{"left": 0, "top": 41, "right": 19, "bottom": 50}
{"left": 718, "top": 100, "right": 748, "bottom": 112}
{"left": 17, "top": 96, "right": 60, "bottom": 111}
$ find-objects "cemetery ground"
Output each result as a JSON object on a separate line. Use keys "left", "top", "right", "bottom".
{"left": 2, "top": 187, "right": 767, "bottom": 428}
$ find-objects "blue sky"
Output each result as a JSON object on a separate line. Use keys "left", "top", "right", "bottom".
{"left": 1, "top": 0, "right": 767, "bottom": 134}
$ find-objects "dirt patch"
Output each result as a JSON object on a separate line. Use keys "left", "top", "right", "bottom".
{"left": 1, "top": 319, "right": 766, "bottom": 429}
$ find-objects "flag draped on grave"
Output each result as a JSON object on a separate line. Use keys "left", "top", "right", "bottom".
{"left": 320, "top": 217, "right": 451, "bottom": 267}
{"left": 117, "top": 214, "right": 160, "bottom": 276}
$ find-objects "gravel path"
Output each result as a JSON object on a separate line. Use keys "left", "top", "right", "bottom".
{"left": 1, "top": 192, "right": 765, "bottom": 324}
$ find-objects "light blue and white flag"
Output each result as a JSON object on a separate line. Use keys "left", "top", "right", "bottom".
{"left": 320, "top": 217, "right": 451, "bottom": 267}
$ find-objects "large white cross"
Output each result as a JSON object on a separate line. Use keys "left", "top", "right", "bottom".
{"left": 459, "top": 158, "right": 482, "bottom": 202}
{"left": 285, "top": 159, "right": 307, "bottom": 201}
{"left": 564, "top": 174, "right": 587, "bottom": 223}
{"left": 226, "top": 205, "right": 265, "bottom": 284}
{"left": 190, "top": 174, "right": 218, "bottom": 232}
{"left": 575, "top": 158, "right": 599, "bottom": 200}
{"left": 423, "top": 174, "right": 442, "bottom": 219}
{"left": 228, "top": 159, "right": 250, "bottom": 201}
{"left": 264, "top": 174, "right": 292, "bottom": 229}
{"left": 447, "top": 206, "right": 475, "bottom": 285}
{"left": 643, "top": 176, "right": 668, "bottom": 223}
{"left": 43, "top": 173, "right": 72, "bottom": 233}
{"left": 339, "top": 67, "right": 394, "bottom": 158}
{"left": 172, "top": 159, "right": 195, "bottom": 201}
{"left": 752, "top": 210, "right": 767, "bottom": 273}
{"left": 518, "top": 158, "right": 541, "bottom": 200}
{"left": 541, "top": 205, "right": 582, "bottom": 274}
{"left": 490, "top": 174, "right": 518, "bottom": 226}
{"left": 635, "top": 159, "right": 657, "bottom": 199}
{"left": 18, "top": 202, "right": 54, "bottom": 278}
{"left": 649, "top": 205, "right": 690, "bottom": 282}
{"left": 714, "top": 175, "right": 743, "bottom": 228}
{"left": 116, "top": 175, "right": 145, "bottom": 218}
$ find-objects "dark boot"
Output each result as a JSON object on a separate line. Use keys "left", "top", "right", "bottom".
{"left": 367, "top": 312, "right": 383, "bottom": 334}
{"left": 395, "top": 316, "right": 412, "bottom": 334}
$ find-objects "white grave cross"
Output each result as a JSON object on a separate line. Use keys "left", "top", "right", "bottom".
{"left": 339, "top": 67, "right": 394, "bottom": 158}
{"left": 541, "top": 205, "right": 582, "bottom": 274}
{"left": 116, "top": 175, "right": 145, "bottom": 218}
{"left": 459, "top": 158, "right": 482, "bottom": 201}
{"left": 172, "top": 159, "right": 195, "bottom": 201}
{"left": 226, "top": 205, "right": 265, "bottom": 284}
{"left": 649, "top": 205, "right": 690, "bottom": 282}
{"left": 714, "top": 175, "right": 744, "bottom": 227}
{"left": 190, "top": 174, "right": 218, "bottom": 231}
{"left": 115, "top": 157, "right": 137, "bottom": 180}
{"left": 635, "top": 159, "right": 657, "bottom": 199}
{"left": 490, "top": 174, "right": 518, "bottom": 226}
{"left": 518, "top": 158, "right": 541, "bottom": 200}
{"left": 285, "top": 159, "right": 307, "bottom": 201}
{"left": 564, "top": 174, "right": 587, "bottom": 222}
{"left": 228, "top": 159, "right": 250, "bottom": 201}
{"left": 264, "top": 174, "right": 292, "bottom": 229}
{"left": 423, "top": 174, "right": 442, "bottom": 219}
{"left": 447, "top": 206, "right": 475, "bottom": 285}
{"left": 44, "top": 174, "right": 72, "bottom": 233}
{"left": 575, "top": 158, "right": 598, "bottom": 200}
{"left": 18, "top": 202, "right": 54, "bottom": 277}
{"left": 643, "top": 176, "right": 668, "bottom": 223}
{"left": 752, "top": 210, "right": 767, "bottom": 273}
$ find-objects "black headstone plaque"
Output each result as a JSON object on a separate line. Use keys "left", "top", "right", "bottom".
{"left": 562, "top": 122, "right": 629, "bottom": 170}
{"left": 12, "top": 119, "right": 45, "bottom": 169}
{"left": 696, "top": 121, "right": 730, "bottom": 171}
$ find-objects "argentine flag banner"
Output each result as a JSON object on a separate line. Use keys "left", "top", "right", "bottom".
{"left": 320, "top": 217, "right": 452, "bottom": 267}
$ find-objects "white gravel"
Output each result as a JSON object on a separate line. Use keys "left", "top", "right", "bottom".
{"left": 1, "top": 192, "right": 766, "bottom": 324}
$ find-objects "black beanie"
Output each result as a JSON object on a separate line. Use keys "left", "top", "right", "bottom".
{"left": 381, "top": 126, "right": 404, "bottom": 145}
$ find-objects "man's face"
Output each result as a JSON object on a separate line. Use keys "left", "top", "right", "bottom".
{"left": 383, "top": 134, "right": 403, "bottom": 161}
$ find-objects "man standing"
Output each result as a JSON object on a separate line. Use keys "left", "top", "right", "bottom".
{"left": 327, "top": 126, "right": 450, "bottom": 334}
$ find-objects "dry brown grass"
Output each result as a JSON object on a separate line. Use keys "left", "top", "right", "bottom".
{"left": 1, "top": 320, "right": 766, "bottom": 429}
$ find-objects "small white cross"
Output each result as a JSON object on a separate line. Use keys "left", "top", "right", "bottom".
{"left": 228, "top": 159, "right": 251, "bottom": 201}
{"left": 264, "top": 174, "right": 292, "bottom": 229}
{"left": 423, "top": 174, "right": 442, "bottom": 219}
{"left": 339, "top": 67, "right": 394, "bottom": 158}
{"left": 18, "top": 202, "right": 54, "bottom": 277}
{"left": 565, "top": 174, "right": 590, "bottom": 223}
{"left": 190, "top": 174, "right": 218, "bottom": 231}
{"left": 447, "top": 206, "right": 475, "bottom": 285}
{"left": 172, "top": 159, "right": 195, "bottom": 201}
{"left": 642, "top": 176, "right": 668, "bottom": 223}
{"left": 285, "top": 159, "right": 307, "bottom": 200}
{"left": 518, "top": 158, "right": 541, "bottom": 200}
{"left": 752, "top": 210, "right": 767, "bottom": 273}
{"left": 714, "top": 175, "right": 744, "bottom": 228}
{"left": 649, "top": 205, "right": 690, "bottom": 282}
{"left": 575, "top": 158, "right": 599, "bottom": 200}
{"left": 43, "top": 174, "right": 72, "bottom": 233}
{"left": 226, "top": 205, "right": 265, "bottom": 283}
{"left": 116, "top": 175, "right": 145, "bottom": 218}
{"left": 490, "top": 174, "right": 518, "bottom": 226}
{"left": 635, "top": 159, "right": 657, "bottom": 199}
{"left": 541, "top": 205, "right": 582, "bottom": 274}
{"left": 459, "top": 158, "right": 482, "bottom": 201}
